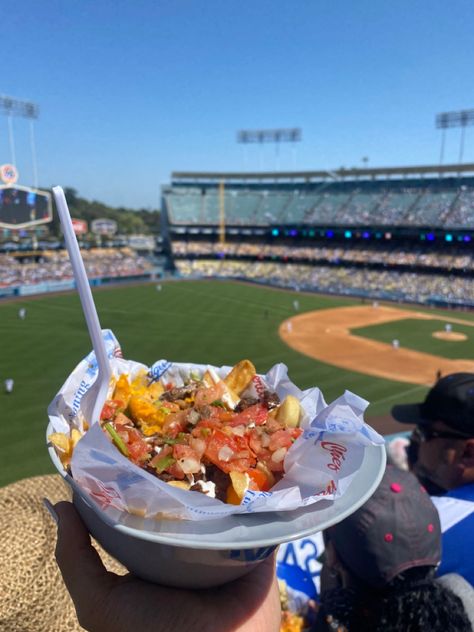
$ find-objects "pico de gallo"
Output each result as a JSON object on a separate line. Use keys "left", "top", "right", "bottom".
{"left": 98, "top": 360, "right": 303, "bottom": 504}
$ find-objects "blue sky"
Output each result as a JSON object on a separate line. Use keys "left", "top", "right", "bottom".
{"left": 2, "top": 0, "right": 474, "bottom": 208}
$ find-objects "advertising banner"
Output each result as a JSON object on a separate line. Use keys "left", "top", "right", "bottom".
{"left": 91, "top": 218, "right": 117, "bottom": 236}
{"left": 72, "top": 218, "right": 88, "bottom": 235}
{"left": 0, "top": 287, "right": 17, "bottom": 297}
{"left": 46, "top": 280, "right": 75, "bottom": 292}
{"left": 18, "top": 283, "right": 48, "bottom": 296}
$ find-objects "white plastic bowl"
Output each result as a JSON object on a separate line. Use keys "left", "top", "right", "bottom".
{"left": 47, "top": 422, "right": 386, "bottom": 588}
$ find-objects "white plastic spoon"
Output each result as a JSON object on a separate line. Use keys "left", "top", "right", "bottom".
{"left": 52, "top": 186, "right": 111, "bottom": 425}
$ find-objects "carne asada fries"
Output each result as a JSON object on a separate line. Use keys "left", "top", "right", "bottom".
{"left": 48, "top": 358, "right": 303, "bottom": 504}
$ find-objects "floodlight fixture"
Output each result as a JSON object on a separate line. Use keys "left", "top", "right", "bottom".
{"left": 0, "top": 95, "right": 39, "bottom": 119}
{"left": 0, "top": 94, "right": 40, "bottom": 186}
{"left": 436, "top": 109, "right": 474, "bottom": 166}
{"left": 237, "top": 128, "right": 302, "bottom": 171}
{"left": 436, "top": 110, "right": 474, "bottom": 129}
{"left": 237, "top": 128, "right": 302, "bottom": 144}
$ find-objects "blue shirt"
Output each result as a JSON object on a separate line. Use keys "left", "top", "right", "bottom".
{"left": 431, "top": 483, "right": 474, "bottom": 586}
{"left": 277, "top": 532, "right": 324, "bottom": 602}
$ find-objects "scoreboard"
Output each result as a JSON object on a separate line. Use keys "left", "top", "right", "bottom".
{"left": 0, "top": 185, "right": 52, "bottom": 229}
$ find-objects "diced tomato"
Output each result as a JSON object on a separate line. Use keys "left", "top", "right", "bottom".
{"left": 193, "top": 418, "right": 223, "bottom": 435}
{"left": 100, "top": 399, "right": 125, "bottom": 421}
{"left": 162, "top": 410, "right": 189, "bottom": 437}
{"left": 228, "top": 404, "right": 268, "bottom": 427}
{"left": 194, "top": 382, "right": 225, "bottom": 407}
{"left": 259, "top": 449, "right": 285, "bottom": 473}
{"left": 247, "top": 468, "right": 271, "bottom": 491}
{"left": 205, "top": 429, "right": 255, "bottom": 473}
{"left": 127, "top": 439, "right": 151, "bottom": 464}
{"left": 114, "top": 412, "right": 132, "bottom": 427}
{"left": 205, "top": 406, "right": 234, "bottom": 424}
{"left": 126, "top": 426, "right": 145, "bottom": 443}
{"left": 269, "top": 429, "right": 294, "bottom": 452}
{"left": 162, "top": 401, "right": 180, "bottom": 413}
{"left": 167, "top": 460, "right": 186, "bottom": 479}
{"left": 247, "top": 427, "right": 270, "bottom": 456}
{"left": 100, "top": 402, "right": 116, "bottom": 421}
{"left": 291, "top": 427, "right": 303, "bottom": 440}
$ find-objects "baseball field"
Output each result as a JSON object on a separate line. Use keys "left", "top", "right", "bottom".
{"left": 1, "top": 278, "right": 473, "bottom": 488}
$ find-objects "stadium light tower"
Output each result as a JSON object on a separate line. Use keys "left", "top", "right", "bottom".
{"left": 0, "top": 94, "right": 40, "bottom": 186}
{"left": 436, "top": 109, "right": 474, "bottom": 168}
{"left": 237, "top": 128, "right": 302, "bottom": 171}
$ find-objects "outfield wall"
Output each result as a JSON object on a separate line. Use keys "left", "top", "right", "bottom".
{"left": 0, "top": 273, "right": 154, "bottom": 300}
{"left": 1, "top": 268, "right": 472, "bottom": 311}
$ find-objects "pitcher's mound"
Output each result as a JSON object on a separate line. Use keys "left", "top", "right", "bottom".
{"left": 432, "top": 331, "right": 467, "bottom": 341}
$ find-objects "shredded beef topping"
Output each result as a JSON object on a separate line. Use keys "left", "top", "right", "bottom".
{"left": 203, "top": 465, "right": 230, "bottom": 502}
{"left": 160, "top": 383, "right": 199, "bottom": 402}
{"left": 234, "top": 397, "right": 259, "bottom": 412}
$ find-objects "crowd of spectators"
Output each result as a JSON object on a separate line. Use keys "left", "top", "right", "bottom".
{"left": 174, "top": 259, "right": 474, "bottom": 306}
{"left": 447, "top": 187, "right": 474, "bottom": 227}
{"left": 166, "top": 186, "right": 474, "bottom": 229}
{"left": 171, "top": 240, "right": 473, "bottom": 272}
{"left": 0, "top": 248, "right": 153, "bottom": 288}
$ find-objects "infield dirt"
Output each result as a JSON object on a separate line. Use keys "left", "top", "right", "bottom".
{"left": 280, "top": 305, "right": 474, "bottom": 386}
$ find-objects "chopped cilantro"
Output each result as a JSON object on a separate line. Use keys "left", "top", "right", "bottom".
{"left": 161, "top": 433, "right": 187, "bottom": 446}
{"left": 211, "top": 400, "right": 225, "bottom": 408}
{"left": 153, "top": 454, "right": 176, "bottom": 473}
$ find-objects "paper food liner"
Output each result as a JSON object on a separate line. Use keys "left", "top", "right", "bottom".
{"left": 48, "top": 330, "right": 384, "bottom": 521}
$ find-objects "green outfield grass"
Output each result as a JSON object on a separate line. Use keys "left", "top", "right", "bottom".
{"left": 353, "top": 318, "right": 474, "bottom": 359}
{"left": 0, "top": 280, "right": 471, "bottom": 487}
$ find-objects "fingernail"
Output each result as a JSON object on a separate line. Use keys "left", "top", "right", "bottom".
{"left": 43, "top": 497, "right": 59, "bottom": 524}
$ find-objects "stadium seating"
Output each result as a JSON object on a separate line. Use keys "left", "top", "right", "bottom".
{"left": 171, "top": 241, "right": 473, "bottom": 272}
{"left": 407, "top": 190, "right": 458, "bottom": 226}
{"left": 174, "top": 259, "right": 474, "bottom": 307}
{"left": 0, "top": 248, "right": 153, "bottom": 289}
{"left": 445, "top": 188, "right": 474, "bottom": 227}
{"left": 164, "top": 183, "right": 474, "bottom": 229}
{"left": 284, "top": 192, "right": 321, "bottom": 223}
{"left": 163, "top": 175, "right": 474, "bottom": 308}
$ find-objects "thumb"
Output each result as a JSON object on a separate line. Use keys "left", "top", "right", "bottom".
{"left": 54, "top": 501, "right": 117, "bottom": 607}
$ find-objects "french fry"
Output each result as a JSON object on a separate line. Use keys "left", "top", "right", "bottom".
{"left": 224, "top": 360, "right": 256, "bottom": 395}
{"left": 48, "top": 431, "right": 78, "bottom": 467}
{"left": 226, "top": 485, "right": 241, "bottom": 505}
{"left": 276, "top": 395, "right": 301, "bottom": 428}
{"left": 167, "top": 480, "right": 190, "bottom": 490}
{"left": 48, "top": 432, "right": 70, "bottom": 454}
{"left": 256, "top": 461, "right": 275, "bottom": 488}
{"left": 228, "top": 471, "right": 250, "bottom": 502}
{"left": 70, "top": 428, "right": 82, "bottom": 448}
